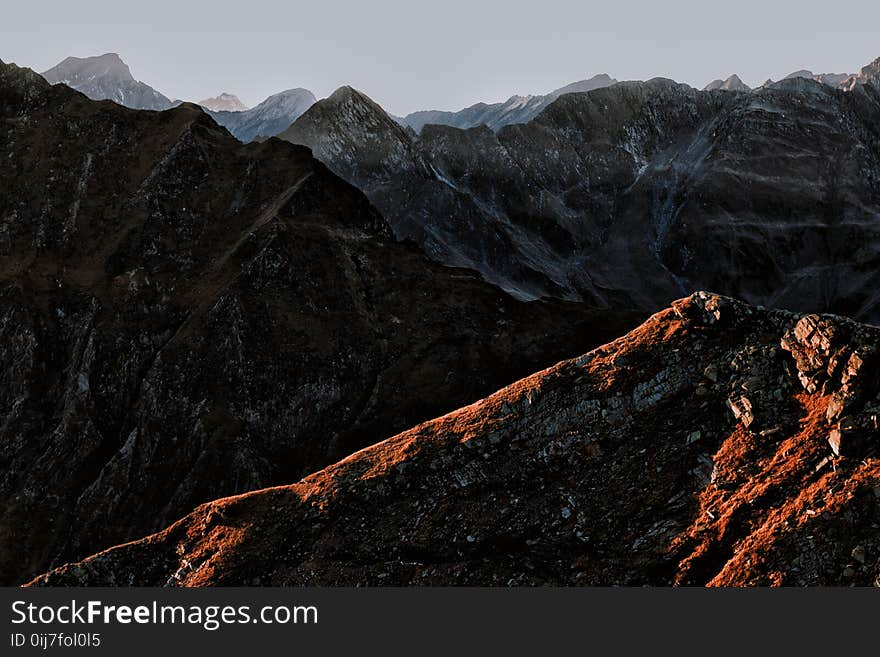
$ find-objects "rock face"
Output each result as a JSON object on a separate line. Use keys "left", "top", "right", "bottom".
{"left": 842, "top": 57, "right": 880, "bottom": 91}
{"left": 207, "top": 88, "right": 316, "bottom": 142}
{"left": 398, "top": 74, "right": 618, "bottom": 133}
{"left": 198, "top": 92, "right": 248, "bottom": 112}
{"left": 32, "top": 293, "right": 880, "bottom": 587}
{"left": 280, "top": 57, "right": 880, "bottom": 322}
{"left": 0, "top": 59, "right": 641, "bottom": 585}
{"left": 42, "top": 53, "right": 174, "bottom": 111}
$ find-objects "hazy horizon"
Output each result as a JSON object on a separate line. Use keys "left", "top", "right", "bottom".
{"left": 3, "top": 0, "right": 879, "bottom": 115}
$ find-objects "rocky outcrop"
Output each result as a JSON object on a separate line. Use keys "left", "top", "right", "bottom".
{"left": 32, "top": 293, "right": 880, "bottom": 587}
{"left": 280, "top": 57, "right": 880, "bottom": 322}
{"left": 0, "top": 59, "right": 640, "bottom": 584}
{"left": 42, "top": 53, "right": 174, "bottom": 111}
{"left": 843, "top": 57, "right": 880, "bottom": 91}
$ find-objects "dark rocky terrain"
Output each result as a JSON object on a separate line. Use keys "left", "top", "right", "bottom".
{"left": 32, "top": 293, "right": 880, "bottom": 587}
{"left": 0, "top": 59, "right": 640, "bottom": 585}
{"left": 280, "top": 57, "right": 880, "bottom": 322}
{"left": 42, "top": 53, "right": 174, "bottom": 111}
{"left": 398, "top": 74, "right": 618, "bottom": 133}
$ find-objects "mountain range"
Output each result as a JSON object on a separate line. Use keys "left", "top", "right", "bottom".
{"left": 396, "top": 74, "right": 619, "bottom": 132}
{"left": 277, "top": 56, "right": 880, "bottom": 325}
{"left": 705, "top": 70, "right": 860, "bottom": 93}
{"left": 5, "top": 48, "right": 880, "bottom": 588}
{"left": 204, "top": 88, "right": 317, "bottom": 142}
{"left": 37, "top": 55, "right": 623, "bottom": 138}
{"left": 38, "top": 53, "right": 316, "bottom": 142}
{"left": 0, "top": 58, "right": 637, "bottom": 585}
{"left": 38, "top": 53, "right": 867, "bottom": 141}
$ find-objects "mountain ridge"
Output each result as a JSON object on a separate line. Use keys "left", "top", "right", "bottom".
{"left": 398, "top": 73, "right": 619, "bottom": 133}
{"left": 279, "top": 56, "right": 880, "bottom": 323}
{"left": 30, "top": 292, "right": 880, "bottom": 587}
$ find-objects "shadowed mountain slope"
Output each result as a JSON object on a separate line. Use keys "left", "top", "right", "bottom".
{"left": 280, "top": 61, "right": 880, "bottom": 322}
{"left": 0, "top": 59, "right": 639, "bottom": 584}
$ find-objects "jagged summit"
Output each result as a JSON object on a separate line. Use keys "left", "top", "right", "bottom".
{"left": 783, "top": 69, "right": 856, "bottom": 88}
{"left": 846, "top": 56, "right": 880, "bottom": 89}
{"left": 552, "top": 73, "right": 618, "bottom": 96}
{"left": 328, "top": 84, "right": 359, "bottom": 100}
{"left": 279, "top": 85, "right": 421, "bottom": 182}
{"left": 42, "top": 53, "right": 173, "bottom": 110}
{"left": 198, "top": 92, "right": 248, "bottom": 112}
{"left": 31, "top": 292, "right": 880, "bottom": 587}
{"left": 0, "top": 58, "right": 49, "bottom": 108}
{"left": 320, "top": 85, "right": 405, "bottom": 119}
{"left": 324, "top": 85, "right": 404, "bottom": 119}
{"left": 783, "top": 69, "right": 816, "bottom": 80}
{"left": 46, "top": 53, "right": 132, "bottom": 82}
{"left": 704, "top": 74, "right": 751, "bottom": 92}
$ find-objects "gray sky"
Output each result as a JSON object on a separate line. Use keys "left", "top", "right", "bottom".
{"left": 3, "top": 0, "right": 879, "bottom": 115}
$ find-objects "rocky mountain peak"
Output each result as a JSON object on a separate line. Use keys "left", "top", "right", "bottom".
{"left": 0, "top": 59, "right": 49, "bottom": 113}
{"left": 261, "top": 87, "right": 316, "bottom": 107}
{"left": 783, "top": 69, "right": 815, "bottom": 80}
{"left": 704, "top": 74, "right": 751, "bottom": 92}
{"left": 551, "top": 73, "right": 619, "bottom": 97}
{"left": 41, "top": 52, "right": 173, "bottom": 111}
{"left": 281, "top": 85, "right": 416, "bottom": 162}
{"left": 198, "top": 92, "right": 248, "bottom": 112}
{"left": 783, "top": 69, "right": 856, "bottom": 89}
{"left": 855, "top": 56, "right": 880, "bottom": 86}
{"left": 325, "top": 85, "right": 380, "bottom": 110}
{"left": 815, "top": 72, "right": 854, "bottom": 87}
{"left": 44, "top": 53, "right": 133, "bottom": 84}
